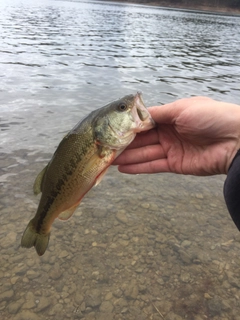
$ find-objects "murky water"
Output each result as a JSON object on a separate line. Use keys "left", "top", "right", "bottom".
{"left": 1, "top": 0, "right": 240, "bottom": 319}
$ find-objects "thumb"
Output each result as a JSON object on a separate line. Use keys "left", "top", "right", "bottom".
{"left": 148, "top": 97, "right": 213, "bottom": 124}
{"left": 148, "top": 102, "right": 180, "bottom": 124}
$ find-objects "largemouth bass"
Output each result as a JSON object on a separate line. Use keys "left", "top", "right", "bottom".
{"left": 21, "top": 92, "right": 155, "bottom": 256}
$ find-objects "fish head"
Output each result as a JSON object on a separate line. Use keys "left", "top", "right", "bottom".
{"left": 93, "top": 92, "right": 155, "bottom": 149}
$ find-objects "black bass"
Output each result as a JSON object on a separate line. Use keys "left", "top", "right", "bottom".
{"left": 21, "top": 93, "right": 155, "bottom": 256}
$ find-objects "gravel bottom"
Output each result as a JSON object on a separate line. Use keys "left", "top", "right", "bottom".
{"left": 1, "top": 149, "right": 240, "bottom": 320}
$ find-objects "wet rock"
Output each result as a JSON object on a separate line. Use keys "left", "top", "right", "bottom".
{"left": 100, "top": 301, "right": 114, "bottom": 313}
{"left": 26, "top": 270, "right": 39, "bottom": 280}
{"left": 181, "top": 240, "right": 192, "bottom": 248}
{"left": 124, "top": 283, "right": 139, "bottom": 300}
{"left": 15, "top": 310, "right": 42, "bottom": 320}
{"left": 0, "top": 289, "right": 14, "bottom": 302}
{"left": 80, "top": 302, "right": 86, "bottom": 312}
{"left": 155, "top": 232, "right": 167, "bottom": 243}
{"left": 85, "top": 311, "right": 96, "bottom": 320}
{"left": 85, "top": 289, "right": 101, "bottom": 307}
{"left": 22, "top": 292, "right": 36, "bottom": 309}
{"left": 73, "top": 311, "right": 84, "bottom": 319}
{"left": 113, "top": 297, "right": 128, "bottom": 308}
{"left": 178, "top": 249, "right": 192, "bottom": 265}
{"left": 113, "top": 288, "right": 122, "bottom": 298}
{"left": 221, "top": 300, "right": 231, "bottom": 312}
{"left": 141, "top": 202, "right": 150, "bottom": 209}
{"left": 36, "top": 296, "right": 51, "bottom": 312}
{"left": 15, "top": 265, "right": 28, "bottom": 276}
{"left": 180, "top": 272, "right": 191, "bottom": 283}
{"left": 118, "top": 239, "right": 129, "bottom": 247}
{"left": 49, "top": 264, "right": 63, "bottom": 280}
{"left": 116, "top": 210, "right": 128, "bottom": 224}
{"left": 227, "top": 274, "right": 240, "bottom": 288}
{"left": 154, "top": 300, "right": 172, "bottom": 314}
{"left": 97, "top": 313, "right": 113, "bottom": 320}
{"left": 59, "top": 250, "right": 69, "bottom": 258}
{"left": 10, "top": 276, "right": 19, "bottom": 285}
{"left": 8, "top": 298, "right": 24, "bottom": 314}
{"left": 48, "top": 303, "right": 63, "bottom": 315}
{"left": 104, "top": 292, "right": 113, "bottom": 300}
{"left": 75, "top": 293, "right": 84, "bottom": 305}
{"left": 207, "top": 296, "right": 222, "bottom": 316}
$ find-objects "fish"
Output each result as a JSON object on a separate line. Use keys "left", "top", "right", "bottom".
{"left": 21, "top": 92, "right": 155, "bottom": 256}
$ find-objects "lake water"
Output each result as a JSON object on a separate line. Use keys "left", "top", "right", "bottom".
{"left": 1, "top": 0, "right": 240, "bottom": 319}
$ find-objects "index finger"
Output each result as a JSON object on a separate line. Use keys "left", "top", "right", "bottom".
{"left": 126, "top": 128, "right": 159, "bottom": 150}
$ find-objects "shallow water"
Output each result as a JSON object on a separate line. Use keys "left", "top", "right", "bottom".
{"left": 1, "top": 0, "right": 240, "bottom": 319}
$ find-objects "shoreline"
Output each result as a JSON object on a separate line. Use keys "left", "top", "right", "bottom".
{"left": 98, "top": 0, "right": 240, "bottom": 15}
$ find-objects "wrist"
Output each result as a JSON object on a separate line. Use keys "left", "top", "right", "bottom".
{"left": 225, "top": 103, "right": 240, "bottom": 172}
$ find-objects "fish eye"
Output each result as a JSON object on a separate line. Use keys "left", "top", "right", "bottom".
{"left": 118, "top": 104, "right": 128, "bottom": 112}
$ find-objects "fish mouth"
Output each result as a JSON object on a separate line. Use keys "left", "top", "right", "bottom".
{"left": 136, "top": 106, "right": 146, "bottom": 121}
{"left": 133, "top": 92, "right": 155, "bottom": 132}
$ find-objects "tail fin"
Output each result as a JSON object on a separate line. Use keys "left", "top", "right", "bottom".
{"left": 21, "top": 219, "right": 50, "bottom": 256}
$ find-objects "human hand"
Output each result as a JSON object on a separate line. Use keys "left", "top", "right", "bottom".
{"left": 114, "top": 97, "right": 240, "bottom": 176}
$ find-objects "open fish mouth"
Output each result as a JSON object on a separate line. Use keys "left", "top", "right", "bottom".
{"left": 133, "top": 92, "right": 155, "bottom": 131}
{"left": 137, "top": 106, "right": 146, "bottom": 121}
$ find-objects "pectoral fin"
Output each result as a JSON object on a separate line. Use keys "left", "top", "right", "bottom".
{"left": 33, "top": 165, "right": 48, "bottom": 195}
{"left": 82, "top": 146, "right": 112, "bottom": 175}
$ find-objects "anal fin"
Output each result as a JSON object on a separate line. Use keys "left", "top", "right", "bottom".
{"left": 94, "top": 167, "right": 109, "bottom": 187}
{"left": 58, "top": 202, "right": 80, "bottom": 220}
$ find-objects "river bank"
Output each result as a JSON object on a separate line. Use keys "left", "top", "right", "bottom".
{"left": 98, "top": 0, "right": 240, "bottom": 15}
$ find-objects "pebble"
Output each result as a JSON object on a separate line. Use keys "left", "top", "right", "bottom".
{"left": 207, "top": 296, "right": 222, "bottom": 316}
{"left": 124, "top": 283, "right": 139, "bottom": 299}
{"left": 22, "top": 292, "right": 36, "bottom": 309}
{"left": 75, "top": 293, "right": 84, "bottom": 305}
{"left": 104, "top": 293, "right": 113, "bottom": 301}
{"left": 181, "top": 240, "right": 192, "bottom": 248}
{"left": 100, "top": 301, "right": 114, "bottom": 313}
{"left": 178, "top": 250, "right": 192, "bottom": 264}
{"left": 113, "top": 297, "right": 128, "bottom": 308}
{"left": 59, "top": 250, "right": 69, "bottom": 258}
{"left": 26, "top": 270, "right": 39, "bottom": 280}
{"left": 48, "top": 303, "right": 63, "bottom": 315}
{"left": 36, "top": 297, "right": 51, "bottom": 312}
{"left": 115, "top": 210, "right": 128, "bottom": 224}
{"left": 85, "top": 289, "right": 101, "bottom": 307}
{"left": 180, "top": 272, "right": 191, "bottom": 283}
{"left": 8, "top": 299, "right": 24, "bottom": 314}
{"left": 118, "top": 239, "right": 129, "bottom": 247}
{"left": 0, "top": 289, "right": 14, "bottom": 302}
{"left": 15, "top": 310, "right": 42, "bottom": 320}
{"left": 49, "top": 264, "right": 63, "bottom": 280}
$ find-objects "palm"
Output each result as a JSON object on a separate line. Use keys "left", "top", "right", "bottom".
{"left": 114, "top": 97, "right": 240, "bottom": 176}
{"left": 157, "top": 124, "right": 231, "bottom": 175}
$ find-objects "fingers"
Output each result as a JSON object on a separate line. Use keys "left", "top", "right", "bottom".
{"left": 118, "top": 158, "right": 170, "bottom": 174}
{"left": 114, "top": 144, "right": 166, "bottom": 165}
{"left": 125, "top": 128, "right": 159, "bottom": 150}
